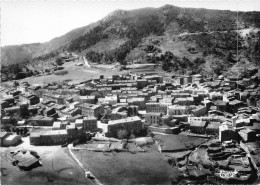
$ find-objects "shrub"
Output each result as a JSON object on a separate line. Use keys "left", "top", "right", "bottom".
{"left": 54, "top": 70, "right": 68, "bottom": 76}
{"left": 117, "top": 129, "right": 129, "bottom": 139}
{"left": 55, "top": 58, "right": 63, "bottom": 66}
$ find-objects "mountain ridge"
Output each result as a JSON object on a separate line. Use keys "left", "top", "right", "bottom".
{"left": 1, "top": 4, "right": 260, "bottom": 78}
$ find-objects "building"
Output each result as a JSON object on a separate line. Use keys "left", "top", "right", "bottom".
{"left": 59, "top": 107, "right": 81, "bottom": 117}
{"left": 238, "top": 129, "right": 256, "bottom": 142}
{"left": 127, "top": 97, "right": 146, "bottom": 109}
{"left": 167, "top": 105, "right": 188, "bottom": 115}
{"left": 0, "top": 132, "right": 13, "bottom": 146}
{"left": 219, "top": 124, "right": 239, "bottom": 142}
{"left": 77, "top": 96, "right": 95, "bottom": 104}
{"left": 191, "top": 106, "right": 207, "bottom": 117}
{"left": 206, "top": 122, "right": 221, "bottom": 135}
{"left": 27, "top": 85, "right": 41, "bottom": 95}
{"left": 173, "top": 97, "right": 194, "bottom": 106}
{"left": 83, "top": 117, "right": 97, "bottom": 132}
{"left": 19, "top": 93, "right": 40, "bottom": 105}
{"left": 1, "top": 116, "right": 12, "bottom": 125}
{"left": 146, "top": 102, "right": 160, "bottom": 113}
{"left": 75, "top": 119, "right": 83, "bottom": 128}
{"left": 29, "top": 116, "right": 54, "bottom": 126}
{"left": 104, "top": 96, "right": 118, "bottom": 105}
{"left": 30, "top": 130, "right": 68, "bottom": 145}
{"left": 52, "top": 122, "right": 62, "bottom": 130}
{"left": 4, "top": 106, "right": 20, "bottom": 116}
{"left": 144, "top": 112, "right": 162, "bottom": 126}
{"left": 77, "top": 103, "right": 104, "bottom": 118}
{"left": 136, "top": 79, "right": 148, "bottom": 89}
{"left": 106, "top": 116, "right": 142, "bottom": 138}
{"left": 188, "top": 116, "right": 222, "bottom": 123}
{"left": 190, "top": 121, "right": 207, "bottom": 134}
{"left": 214, "top": 100, "right": 227, "bottom": 112}
{"left": 42, "top": 94, "right": 65, "bottom": 105}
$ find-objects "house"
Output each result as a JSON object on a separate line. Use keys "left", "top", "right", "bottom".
{"left": 1, "top": 116, "right": 12, "bottom": 125}
{"left": 59, "top": 107, "right": 81, "bottom": 117}
{"left": 144, "top": 112, "right": 162, "bottom": 126}
{"left": 44, "top": 107, "right": 56, "bottom": 117}
{"left": 238, "top": 129, "right": 256, "bottom": 142}
{"left": 104, "top": 96, "right": 118, "bottom": 105}
{"left": 136, "top": 79, "right": 148, "bottom": 89}
{"left": 167, "top": 105, "right": 188, "bottom": 115}
{"left": 146, "top": 102, "right": 160, "bottom": 113}
{"left": 106, "top": 116, "right": 142, "bottom": 138}
{"left": 0, "top": 132, "right": 12, "bottom": 146}
{"left": 75, "top": 119, "right": 83, "bottom": 128}
{"left": 219, "top": 124, "right": 239, "bottom": 142}
{"left": 77, "top": 96, "right": 95, "bottom": 104}
{"left": 52, "top": 122, "right": 61, "bottom": 130}
{"left": 209, "top": 92, "right": 223, "bottom": 100}
{"left": 4, "top": 106, "right": 20, "bottom": 116}
{"left": 9, "top": 150, "right": 40, "bottom": 170}
{"left": 66, "top": 125, "right": 83, "bottom": 141}
{"left": 160, "top": 115, "right": 173, "bottom": 126}
{"left": 143, "top": 75, "right": 163, "bottom": 83}
{"left": 191, "top": 106, "right": 207, "bottom": 117}
{"left": 83, "top": 117, "right": 97, "bottom": 132}
{"left": 127, "top": 97, "right": 146, "bottom": 109}
{"left": 214, "top": 100, "right": 227, "bottom": 112}
{"left": 190, "top": 121, "right": 207, "bottom": 134}
{"left": 76, "top": 103, "right": 104, "bottom": 118}
{"left": 206, "top": 122, "right": 221, "bottom": 135}
{"left": 111, "top": 106, "right": 128, "bottom": 120}
{"left": 29, "top": 116, "right": 54, "bottom": 126}
{"left": 1, "top": 132, "right": 22, "bottom": 147}
{"left": 0, "top": 100, "right": 9, "bottom": 109}
{"left": 2, "top": 95, "right": 15, "bottom": 104}
{"left": 173, "top": 97, "right": 194, "bottom": 106}
{"left": 42, "top": 94, "right": 65, "bottom": 105}
{"left": 27, "top": 85, "right": 41, "bottom": 95}
{"left": 30, "top": 130, "right": 68, "bottom": 145}
{"left": 188, "top": 115, "right": 224, "bottom": 123}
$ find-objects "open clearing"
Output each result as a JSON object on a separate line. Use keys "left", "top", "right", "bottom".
{"left": 3, "top": 61, "right": 126, "bottom": 86}
{"left": 73, "top": 144, "right": 180, "bottom": 185}
{"left": 0, "top": 137, "right": 92, "bottom": 185}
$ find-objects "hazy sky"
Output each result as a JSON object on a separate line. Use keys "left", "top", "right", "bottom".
{"left": 1, "top": 0, "right": 260, "bottom": 46}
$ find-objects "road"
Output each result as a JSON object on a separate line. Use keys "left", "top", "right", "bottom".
{"left": 177, "top": 28, "right": 258, "bottom": 37}
{"left": 67, "top": 144, "right": 103, "bottom": 185}
{"left": 83, "top": 56, "right": 91, "bottom": 68}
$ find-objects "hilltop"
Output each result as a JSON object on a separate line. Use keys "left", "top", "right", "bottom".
{"left": 1, "top": 4, "right": 260, "bottom": 80}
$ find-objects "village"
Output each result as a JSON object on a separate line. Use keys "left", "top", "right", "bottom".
{"left": 1, "top": 59, "right": 260, "bottom": 184}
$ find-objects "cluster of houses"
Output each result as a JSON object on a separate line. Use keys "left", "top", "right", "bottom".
{"left": 1, "top": 72, "right": 260, "bottom": 146}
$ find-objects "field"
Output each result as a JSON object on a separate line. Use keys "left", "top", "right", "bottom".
{"left": 2, "top": 61, "right": 126, "bottom": 86}
{"left": 72, "top": 144, "right": 181, "bottom": 185}
{"left": 0, "top": 137, "right": 92, "bottom": 185}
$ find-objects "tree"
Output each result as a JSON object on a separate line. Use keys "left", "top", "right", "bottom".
{"left": 55, "top": 58, "right": 63, "bottom": 66}
{"left": 117, "top": 129, "right": 128, "bottom": 139}
{"left": 90, "top": 91, "right": 103, "bottom": 103}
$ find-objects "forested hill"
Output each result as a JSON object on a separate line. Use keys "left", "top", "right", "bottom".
{"left": 1, "top": 4, "right": 260, "bottom": 77}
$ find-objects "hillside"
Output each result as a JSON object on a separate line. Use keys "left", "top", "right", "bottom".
{"left": 1, "top": 4, "right": 260, "bottom": 78}
{"left": 1, "top": 23, "right": 98, "bottom": 66}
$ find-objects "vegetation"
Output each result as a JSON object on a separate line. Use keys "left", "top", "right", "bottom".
{"left": 55, "top": 58, "right": 63, "bottom": 66}
{"left": 161, "top": 51, "right": 206, "bottom": 74}
{"left": 53, "top": 70, "right": 68, "bottom": 76}
{"left": 117, "top": 129, "right": 129, "bottom": 139}
{"left": 2, "top": 5, "right": 260, "bottom": 79}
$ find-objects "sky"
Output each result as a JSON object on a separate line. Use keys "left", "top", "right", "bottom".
{"left": 1, "top": 0, "right": 260, "bottom": 46}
